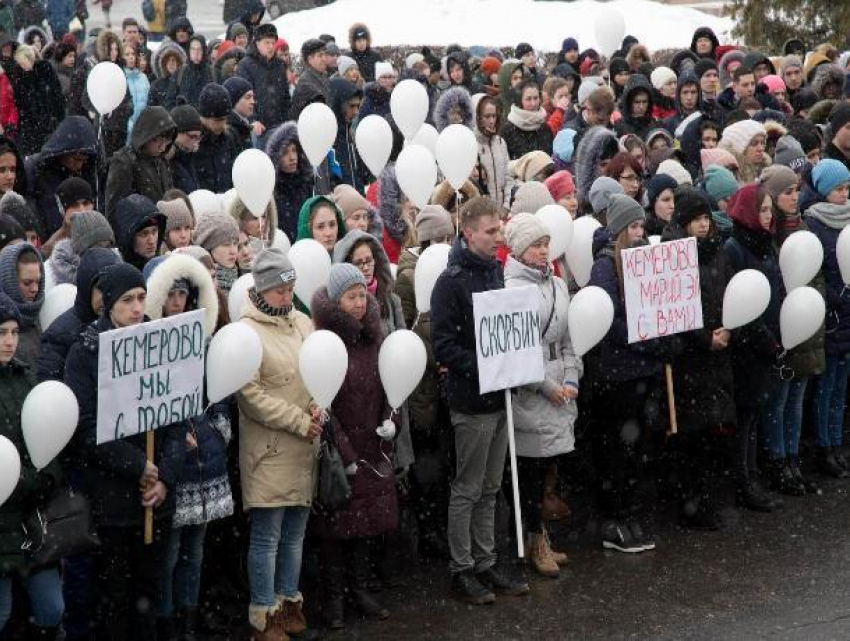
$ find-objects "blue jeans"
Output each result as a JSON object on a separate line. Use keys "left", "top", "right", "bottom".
{"left": 812, "top": 354, "right": 850, "bottom": 447}
{"left": 763, "top": 377, "right": 809, "bottom": 460}
{"left": 0, "top": 566, "right": 64, "bottom": 630}
{"left": 247, "top": 506, "right": 310, "bottom": 607}
{"left": 159, "top": 523, "right": 207, "bottom": 617}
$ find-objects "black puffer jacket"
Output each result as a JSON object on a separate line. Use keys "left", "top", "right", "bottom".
{"left": 105, "top": 107, "right": 176, "bottom": 222}
{"left": 237, "top": 41, "right": 290, "bottom": 130}
{"left": 8, "top": 59, "right": 66, "bottom": 157}
{"left": 64, "top": 317, "right": 185, "bottom": 528}
{"left": 194, "top": 125, "right": 242, "bottom": 193}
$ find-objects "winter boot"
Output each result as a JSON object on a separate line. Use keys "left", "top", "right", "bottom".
{"left": 349, "top": 586, "right": 390, "bottom": 620}
{"left": 274, "top": 594, "right": 307, "bottom": 635}
{"left": 736, "top": 481, "right": 778, "bottom": 512}
{"left": 767, "top": 459, "right": 805, "bottom": 496}
{"left": 248, "top": 604, "right": 288, "bottom": 641}
{"left": 542, "top": 463, "right": 571, "bottom": 521}
{"left": 816, "top": 446, "right": 847, "bottom": 478}
{"left": 530, "top": 532, "right": 560, "bottom": 578}
{"left": 543, "top": 526, "right": 568, "bottom": 566}
{"left": 789, "top": 457, "right": 820, "bottom": 494}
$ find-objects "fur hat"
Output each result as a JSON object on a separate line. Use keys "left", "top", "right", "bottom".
{"left": 505, "top": 212, "right": 550, "bottom": 257}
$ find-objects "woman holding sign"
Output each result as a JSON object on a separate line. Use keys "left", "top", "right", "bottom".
{"left": 235, "top": 248, "right": 320, "bottom": 639}
{"left": 588, "top": 194, "right": 666, "bottom": 554}
{"left": 504, "top": 213, "right": 581, "bottom": 577}
{"left": 311, "top": 263, "right": 399, "bottom": 628}
{"left": 64, "top": 263, "right": 186, "bottom": 640}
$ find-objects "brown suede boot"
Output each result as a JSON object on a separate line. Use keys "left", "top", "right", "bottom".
{"left": 542, "top": 463, "right": 571, "bottom": 521}
{"left": 544, "top": 526, "right": 568, "bottom": 566}
{"left": 276, "top": 595, "right": 307, "bottom": 635}
{"left": 530, "top": 532, "right": 560, "bottom": 578}
{"left": 249, "top": 604, "right": 288, "bottom": 641}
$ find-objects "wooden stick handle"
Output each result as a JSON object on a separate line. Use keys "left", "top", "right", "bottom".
{"left": 144, "top": 430, "right": 154, "bottom": 545}
{"left": 665, "top": 364, "right": 677, "bottom": 435}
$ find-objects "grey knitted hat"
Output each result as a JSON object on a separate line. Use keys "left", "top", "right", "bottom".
{"left": 158, "top": 199, "right": 194, "bottom": 233}
{"left": 252, "top": 248, "right": 296, "bottom": 292}
{"left": 193, "top": 212, "right": 240, "bottom": 253}
{"left": 588, "top": 176, "right": 625, "bottom": 214}
{"left": 327, "top": 263, "right": 366, "bottom": 301}
{"left": 70, "top": 210, "right": 115, "bottom": 254}
{"left": 606, "top": 194, "right": 646, "bottom": 237}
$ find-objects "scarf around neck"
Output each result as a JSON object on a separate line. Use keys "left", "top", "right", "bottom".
{"left": 805, "top": 201, "right": 850, "bottom": 230}
{"left": 215, "top": 264, "right": 239, "bottom": 293}
{"left": 507, "top": 105, "right": 547, "bottom": 131}
{"left": 249, "top": 287, "right": 292, "bottom": 317}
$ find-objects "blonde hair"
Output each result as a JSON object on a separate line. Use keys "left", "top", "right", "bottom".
{"left": 14, "top": 44, "right": 37, "bottom": 66}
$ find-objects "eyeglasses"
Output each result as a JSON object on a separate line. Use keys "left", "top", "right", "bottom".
{"left": 352, "top": 258, "right": 374, "bottom": 269}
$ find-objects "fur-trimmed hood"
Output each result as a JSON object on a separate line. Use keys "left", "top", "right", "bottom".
{"left": 20, "top": 25, "right": 49, "bottom": 49}
{"left": 144, "top": 253, "right": 219, "bottom": 335}
{"left": 152, "top": 41, "right": 186, "bottom": 80}
{"left": 348, "top": 22, "right": 372, "bottom": 49}
{"left": 378, "top": 164, "right": 407, "bottom": 242}
{"left": 811, "top": 63, "right": 846, "bottom": 100}
{"left": 433, "top": 86, "right": 475, "bottom": 132}
{"left": 225, "top": 190, "right": 279, "bottom": 246}
{"left": 311, "top": 285, "right": 382, "bottom": 348}
{"left": 94, "top": 29, "right": 121, "bottom": 64}
{"left": 574, "top": 126, "right": 618, "bottom": 205}
{"left": 265, "top": 121, "right": 313, "bottom": 181}
{"left": 49, "top": 238, "right": 80, "bottom": 287}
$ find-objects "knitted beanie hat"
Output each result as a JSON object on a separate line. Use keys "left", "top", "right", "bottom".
{"left": 758, "top": 165, "right": 798, "bottom": 199}
{"left": 375, "top": 61, "right": 396, "bottom": 79}
{"left": 719, "top": 119, "right": 767, "bottom": 156}
{"left": 700, "top": 147, "right": 738, "bottom": 171}
{"left": 415, "top": 205, "right": 454, "bottom": 243}
{"left": 223, "top": 76, "right": 252, "bottom": 106}
{"left": 0, "top": 214, "right": 23, "bottom": 251}
{"left": 829, "top": 102, "right": 850, "bottom": 133}
{"left": 656, "top": 159, "right": 693, "bottom": 186}
{"left": 480, "top": 56, "right": 501, "bottom": 77}
{"left": 674, "top": 187, "right": 712, "bottom": 227}
{"left": 553, "top": 128, "right": 577, "bottom": 163}
{"left": 510, "top": 181, "right": 555, "bottom": 215}
{"left": 0, "top": 290, "right": 20, "bottom": 326}
{"left": 199, "top": 83, "right": 232, "bottom": 119}
{"left": 544, "top": 171, "right": 576, "bottom": 202}
{"left": 779, "top": 55, "right": 803, "bottom": 75}
{"left": 98, "top": 263, "right": 146, "bottom": 315}
{"left": 760, "top": 74, "right": 786, "bottom": 94}
{"left": 337, "top": 55, "right": 357, "bottom": 76}
{"left": 650, "top": 66, "right": 676, "bottom": 90}
{"left": 505, "top": 212, "right": 550, "bottom": 257}
{"left": 773, "top": 135, "right": 806, "bottom": 171}
{"left": 327, "top": 263, "right": 366, "bottom": 302}
{"left": 332, "top": 184, "right": 371, "bottom": 219}
{"left": 193, "top": 212, "right": 240, "bottom": 253}
{"left": 812, "top": 158, "right": 850, "bottom": 198}
{"left": 158, "top": 199, "right": 195, "bottom": 232}
{"left": 252, "top": 247, "right": 296, "bottom": 292}
{"left": 589, "top": 176, "right": 624, "bottom": 214}
{"left": 703, "top": 165, "right": 739, "bottom": 203}
{"left": 170, "top": 104, "right": 202, "bottom": 133}
{"left": 56, "top": 177, "right": 94, "bottom": 210}
{"left": 70, "top": 210, "right": 115, "bottom": 254}
{"left": 606, "top": 194, "right": 646, "bottom": 236}
{"left": 693, "top": 58, "right": 718, "bottom": 81}
{"left": 646, "top": 174, "right": 678, "bottom": 211}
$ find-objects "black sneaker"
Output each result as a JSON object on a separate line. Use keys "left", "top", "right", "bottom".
{"left": 475, "top": 566, "right": 530, "bottom": 596}
{"left": 601, "top": 520, "right": 644, "bottom": 553}
{"left": 450, "top": 570, "right": 495, "bottom": 605}
{"left": 627, "top": 518, "right": 656, "bottom": 550}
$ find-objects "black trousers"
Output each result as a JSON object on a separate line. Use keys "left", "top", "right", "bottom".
{"left": 734, "top": 406, "right": 761, "bottom": 485}
{"left": 91, "top": 521, "right": 171, "bottom": 641}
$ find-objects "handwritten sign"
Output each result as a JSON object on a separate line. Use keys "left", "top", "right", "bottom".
{"left": 473, "top": 286, "right": 546, "bottom": 394}
{"left": 622, "top": 237, "right": 703, "bottom": 343}
{"left": 97, "top": 310, "right": 206, "bottom": 444}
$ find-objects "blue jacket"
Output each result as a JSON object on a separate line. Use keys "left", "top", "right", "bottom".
{"left": 805, "top": 215, "right": 850, "bottom": 356}
{"left": 171, "top": 148, "right": 199, "bottom": 195}
{"left": 587, "top": 228, "right": 664, "bottom": 383}
{"left": 64, "top": 317, "right": 186, "bottom": 528}
{"left": 431, "top": 238, "right": 506, "bottom": 415}
{"left": 125, "top": 68, "right": 150, "bottom": 141}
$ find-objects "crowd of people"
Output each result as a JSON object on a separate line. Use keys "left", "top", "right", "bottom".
{"left": 0, "top": 2, "right": 849, "bottom": 640}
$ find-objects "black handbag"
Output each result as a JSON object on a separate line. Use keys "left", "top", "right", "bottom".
{"left": 22, "top": 489, "right": 101, "bottom": 566}
{"left": 317, "top": 418, "right": 352, "bottom": 512}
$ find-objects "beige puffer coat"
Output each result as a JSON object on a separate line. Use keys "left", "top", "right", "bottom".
{"left": 236, "top": 297, "right": 319, "bottom": 509}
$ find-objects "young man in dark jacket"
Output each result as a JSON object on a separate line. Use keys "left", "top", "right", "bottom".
{"left": 289, "top": 38, "right": 332, "bottom": 122}
{"left": 194, "top": 83, "right": 242, "bottom": 193}
{"left": 105, "top": 106, "right": 176, "bottom": 223}
{"left": 167, "top": 104, "right": 202, "bottom": 194}
{"left": 431, "top": 196, "right": 529, "bottom": 605}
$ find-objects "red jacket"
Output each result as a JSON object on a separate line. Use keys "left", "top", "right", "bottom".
{"left": 0, "top": 74, "right": 18, "bottom": 138}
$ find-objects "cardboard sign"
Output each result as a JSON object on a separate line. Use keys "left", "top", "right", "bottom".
{"left": 622, "top": 237, "right": 703, "bottom": 343}
{"left": 97, "top": 310, "right": 206, "bottom": 444}
{"left": 473, "top": 286, "right": 546, "bottom": 394}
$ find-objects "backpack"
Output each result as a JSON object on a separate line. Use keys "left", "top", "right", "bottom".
{"left": 141, "top": 0, "right": 156, "bottom": 22}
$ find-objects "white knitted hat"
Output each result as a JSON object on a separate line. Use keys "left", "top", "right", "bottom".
{"left": 719, "top": 119, "right": 767, "bottom": 156}
{"left": 650, "top": 66, "right": 677, "bottom": 90}
{"left": 656, "top": 159, "right": 693, "bottom": 186}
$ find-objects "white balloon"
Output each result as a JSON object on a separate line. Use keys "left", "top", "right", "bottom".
{"left": 298, "top": 330, "right": 348, "bottom": 409}
{"left": 189, "top": 189, "right": 222, "bottom": 220}
{"left": 44, "top": 262, "right": 56, "bottom": 293}
{"left": 390, "top": 79, "right": 429, "bottom": 139}
{"left": 779, "top": 230, "right": 823, "bottom": 291}
{"left": 22, "top": 381, "right": 79, "bottom": 470}
{"left": 435, "top": 124, "right": 478, "bottom": 190}
{"left": 0, "top": 436, "right": 20, "bottom": 508}
{"left": 206, "top": 322, "right": 263, "bottom": 403}
{"left": 568, "top": 286, "right": 614, "bottom": 357}
{"left": 564, "top": 216, "right": 601, "bottom": 287}
{"left": 395, "top": 145, "right": 438, "bottom": 209}
{"left": 232, "top": 149, "right": 276, "bottom": 217}
{"left": 722, "top": 269, "right": 771, "bottom": 330}
{"left": 534, "top": 205, "right": 574, "bottom": 261}
{"left": 271, "top": 232, "right": 291, "bottom": 254}
{"left": 288, "top": 239, "right": 331, "bottom": 310}
{"left": 86, "top": 62, "right": 127, "bottom": 115}
{"left": 838, "top": 226, "right": 850, "bottom": 285}
{"left": 297, "top": 102, "right": 337, "bottom": 168}
{"left": 355, "top": 115, "right": 393, "bottom": 178}
{"left": 780, "top": 286, "right": 825, "bottom": 350}
{"left": 414, "top": 243, "right": 452, "bottom": 313}
{"left": 39, "top": 283, "right": 76, "bottom": 331}
{"left": 594, "top": 6, "right": 626, "bottom": 57}
{"left": 406, "top": 123, "right": 439, "bottom": 156}
{"left": 228, "top": 273, "right": 254, "bottom": 321}
{"left": 379, "top": 330, "right": 427, "bottom": 410}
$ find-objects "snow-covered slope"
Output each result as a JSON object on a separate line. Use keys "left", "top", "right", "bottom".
{"left": 271, "top": 0, "right": 734, "bottom": 54}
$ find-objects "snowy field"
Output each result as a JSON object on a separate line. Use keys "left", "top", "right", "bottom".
{"left": 270, "top": 0, "right": 735, "bottom": 53}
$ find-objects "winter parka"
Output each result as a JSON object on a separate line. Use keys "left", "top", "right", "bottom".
{"left": 236, "top": 40, "right": 291, "bottom": 130}
{"left": 265, "top": 122, "right": 314, "bottom": 243}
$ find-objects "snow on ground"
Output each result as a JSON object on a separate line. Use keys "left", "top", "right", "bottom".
{"left": 271, "top": 0, "right": 735, "bottom": 54}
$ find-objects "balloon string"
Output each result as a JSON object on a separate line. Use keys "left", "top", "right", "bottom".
{"left": 455, "top": 190, "right": 461, "bottom": 237}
